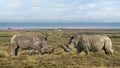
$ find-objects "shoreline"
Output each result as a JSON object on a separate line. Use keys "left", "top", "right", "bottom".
{"left": 0, "top": 26, "right": 120, "bottom": 30}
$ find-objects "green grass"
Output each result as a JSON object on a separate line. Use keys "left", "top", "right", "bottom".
{"left": 0, "top": 29, "right": 120, "bottom": 68}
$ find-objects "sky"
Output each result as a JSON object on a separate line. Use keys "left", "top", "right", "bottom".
{"left": 0, "top": 0, "right": 120, "bottom": 23}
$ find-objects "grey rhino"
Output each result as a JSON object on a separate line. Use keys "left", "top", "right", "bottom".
{"left": 61, "top": 34, "right": 114, "bottom": 55}
{"left": 11, "top": 34, "right": 54, "bottom": 56}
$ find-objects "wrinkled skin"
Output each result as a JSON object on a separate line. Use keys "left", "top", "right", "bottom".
{"left": 11, "top": 34, "right": 54, "bottom": 56}
{"left": 63, "top": 34, "right": 114, "bottom": 55}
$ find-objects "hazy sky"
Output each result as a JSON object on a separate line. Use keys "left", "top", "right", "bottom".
{"left": 0, "top": 0, "right": 120, "bottom": 23}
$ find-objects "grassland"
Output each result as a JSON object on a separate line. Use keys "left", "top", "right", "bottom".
{"left": 0, "top": 29, "right": 120, "bottom": 68}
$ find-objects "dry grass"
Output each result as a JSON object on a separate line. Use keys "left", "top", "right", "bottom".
{"left": 0, "top": 29, "right": 120, "bottom": 68}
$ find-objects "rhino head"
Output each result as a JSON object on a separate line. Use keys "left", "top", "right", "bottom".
{"left": 39, "top": 38, "right": 54, "bottom": 54}
{"left": 61, "top": 35, "right": 80, "bottom": 52}
{"left": 41, "top": 45, "right": 54, "bottom": 54}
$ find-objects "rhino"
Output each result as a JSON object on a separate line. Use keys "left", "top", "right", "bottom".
{"left": 61, "top": 34, "right": 114, "bottom": 55}
{"left": 10, "top": 34, "right": 54, "bottom": 56}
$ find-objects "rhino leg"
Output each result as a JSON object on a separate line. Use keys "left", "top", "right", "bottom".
{"left": 103, "top": 47, "right": 114, "bottom": 55}
{"left": 107, "top": 49, "right": 114, "bottom": 55}
{"left": 11, "top": 45, "right": 19, "bottom": 56}
{"left": 103, "top": 38, "right": 113, "bottom": 55}
{"left": 103, "top": 45, "right": 113, "bottom": 55}
{"left": 77, "top": 46, "right": 83, "bottom": 54}
{"left": 77, "top": 49, "right": 83, "bottom": 54}
{"left": 84, "top": 48, "right": 89, "bottom": 55}
{"left": 109, "top": 49, "right": 114, "bottom": 54}
{"left": 104, "top": 49, "right": 110, "bottom": 55}
{"left": 103, "top": 48, "right": 113, "bottom": 55}
{"left": 77, "top": 45, "right": 83, "bottom": 54}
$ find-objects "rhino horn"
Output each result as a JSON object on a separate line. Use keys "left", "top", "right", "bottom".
{"left": 59, "top": 45, "right": 69, "bottom": 52}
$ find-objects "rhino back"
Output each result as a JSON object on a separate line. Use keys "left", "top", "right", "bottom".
{"left": 11, "top": 34, "right": 42, "bottom": 48}
{"left": 80, "top": 35, "right": 105, "bottom": 51}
